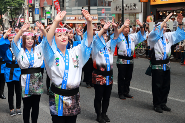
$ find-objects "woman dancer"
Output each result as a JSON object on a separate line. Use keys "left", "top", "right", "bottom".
{"left": 43, "top": 10, "right": 93, "bottom": 123}
{"left": 11, "top": 22, "right": 46, "bottom": 122}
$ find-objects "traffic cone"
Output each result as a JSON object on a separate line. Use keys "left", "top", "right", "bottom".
{"left": 133, "top": 50, "right": 136, "bottom": 58}
{"left": 114, "top": 45, "right": 118, "bottom": 56}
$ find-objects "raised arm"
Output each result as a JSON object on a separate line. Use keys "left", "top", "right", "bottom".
{"left": 82, "top": 9, "right": 93, "bottom": 47}
{"left": 3, "top": 28, "right": 12, "bottom": 39}
{"left": 14, "top": 23, "right": 30, "bottom": 43}
{"left": 47, "top": 11, "right": 66, "bottom": 45}
{"left": 36, "top": 22, "right": 47, "bottom": 37}
{"left": 177, "top": 13, "right": 183, "bottom": 30}
{"left": 136, "top": 20, "right": 144, "bottom": 35}
{"left": 98, "top": 22, "right": 111, "bottom": 37}
{"left": 118, "top": 19, "right": 130, "bottom": 34}
{"left": 160, "top": 13, "right": 173, "bottom": 30}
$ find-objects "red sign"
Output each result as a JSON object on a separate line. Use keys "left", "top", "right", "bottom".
{"left": 102, "top": 9, "right": 105, "bottom": 14}
{"left": 140, "top": 0, "right": 148, "bottom": 2}
{"left": 53, "top": 0, "right": 63, "bottom": 26}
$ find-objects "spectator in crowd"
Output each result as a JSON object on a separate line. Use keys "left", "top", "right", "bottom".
{"left": 171, "top": 16, "right": 178, "bottom": 31}
{"left": 179, "top": 40, "right": 185, "bottom": 64}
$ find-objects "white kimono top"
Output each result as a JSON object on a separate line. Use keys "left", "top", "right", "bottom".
{"left": 42, "top": 32, "right": 92, "bottom": 116}
{"left": 92, "top": 34, "right": 118, "bottom": 85}
{"left": 148, "top": 25, "right": 185, "bottom": 70}
{"left": 117, "top": 31, "right": 146, "bottom": 64}
{"left": 11, "top": 38, "right": 44, "bottom": 98}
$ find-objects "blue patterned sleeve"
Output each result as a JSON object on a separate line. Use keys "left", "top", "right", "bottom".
{"left": 38, "top": 36, "right": 42, "bottom": 43}
{"left": 134, "top": 31, "right": 146, "bottom": 45}
{"left": 75, "top": 34, "right": 82, "bottom": 41}
{"left": 42, "top": 36, "right": 57, "bottom": 68}
{"left": 148, "top": 25, "right": 163, "bottom": 43}
{"left": 172, "top": 27, "right": 185, "bottom": 45}
{"left": 80, "top": 32, "right": 92, "bottom": 66}
{"left": 110, "top": 38, "right": 118, "bottom": 53}
{"left": 92, "top": 33, "right": 106, "bottom": 56}
{"left": 0, "top": 37, "right": 10, "bottom": 52}
{"left": 11, "top": 39, "right": 21, "bottom": 59}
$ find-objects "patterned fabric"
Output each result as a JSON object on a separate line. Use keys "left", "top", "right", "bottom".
{"left": 92, "top": 34, "right": 117, "bottom": 85}
{"left": 148, "top": 25, "right": 185, "bottom": 70}
{"left": 92, "top": 72, "right": 113, "bottom": 85}
{"left": 49, "top": 84, "right": 80, "bottom": 116}
{"left": 21, "top": 72, "right": 43, "bottom": 98}
{"left": 116, "top": 31, "right": 146, "bottom": 65}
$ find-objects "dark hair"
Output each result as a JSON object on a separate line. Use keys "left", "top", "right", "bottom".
{"left": 83, "top": 25, "right": 87, "bottom": 33}
{"left": 22, "top": 34, "right": 36, "bottom": 51}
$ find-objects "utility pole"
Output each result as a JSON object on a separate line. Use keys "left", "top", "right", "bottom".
{"left": 88, "top": 0, "right": 90, "bottom": 14}
{"left": 122, "top": 0, "right": 124, "bottom": 23}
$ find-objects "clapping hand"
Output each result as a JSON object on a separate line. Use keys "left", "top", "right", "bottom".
{"left": 124, "top": 19, "right": 130, "bottom": 27}
{"left": 21, "top": 23, "right": 30, "bottom": 32}
{"left": 112, "top": 18, "right": 118, "bottom": 28}
{"left": 55, "top": 11, "right": 66, "bottom": 22}
{"left": 36, "top": 21, "right": 45, "bottom": 31}
{"left": 76, "top": 28, "right": 83, "bottom": 36}
{"left": 82, "top": 9, "right": 92, "bottom": 22}
{"left": 136, "top": 20, "right": 143, "bottom": 27}
{"left": 4, "top": 28, "right": 12, "bottom": 38}
{"left": 177, "top": 13, "right": 183, "bottom": 24}
{"left": 103, "top": 22, "right": 111, "bottom": 30}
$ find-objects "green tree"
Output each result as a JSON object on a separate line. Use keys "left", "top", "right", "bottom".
{"left": 0, "top": 0, "right": 24, "bottom": 26}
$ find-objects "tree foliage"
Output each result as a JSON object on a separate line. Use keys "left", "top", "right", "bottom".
{"left": 0, "top": 0, "right": 24, "bottom": 24}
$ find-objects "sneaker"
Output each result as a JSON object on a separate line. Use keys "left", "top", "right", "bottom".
{"left": 10, "top": 110, "right": 16, "bottom": 116}
{"left": 161, "top": 105, "right": 171, "bottom": 111}
{"left": 102, "top": 113, "right": 110, "bottom": 122}
{"left": 124, "top": 94, "right": 133, "bottom": 98}
{"left": 154, "top": 106, "right": 163, "bottom": 113}
{"left": 16, "top": 109, "right": 22, "bottom": 115}
{"left": 96, "top": 116, "right": 106, "bottom": 123}
{"left": 119, "top": 95, "right": 126, "bottom": 100}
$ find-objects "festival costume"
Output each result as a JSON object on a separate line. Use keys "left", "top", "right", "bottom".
{"left": 0, "top": 37, "right": 21, "bottom": 110}
{"left": 148, "top": 25, "right": 185, "bottom": 108}
{"left": 92, "top": 33, "right": 118, "bottom": 121}
{"left": 11, "top": 35, "right": 44, "bottom": 122}
{"left": 116, "top": 31, "right": 146, "bottom": 96}
{"left": 42, "top": 32, "right": 91, "bottom": 122}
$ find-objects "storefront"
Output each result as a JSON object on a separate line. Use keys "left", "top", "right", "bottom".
{"left": 65, "top": 14, "right": 99, "bottom": 28}
{"left": 111, "top": 0, "right": 144, "bottom": 26}
{"left": 147, "top": 0, "right": 185, "bottom": 21}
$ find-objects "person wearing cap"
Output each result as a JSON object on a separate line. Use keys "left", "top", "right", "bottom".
{"left": 148, "top": 13, "right": 185, "bottom": 113}
{"left": 117, "top": 19, "right": 145, "bottom": 100}
{"left": 43, "top": 10, "right": 93, "bottom": 123}
{"left": 0, "top": 28, "right": 22, "bottom": 116}
{"left": 11, "top": 21, "right": 46, "bottom": 123}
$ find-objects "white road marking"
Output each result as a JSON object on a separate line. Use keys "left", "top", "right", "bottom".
{"left": 113, "top": 82, "right": 185, "bottom": 103}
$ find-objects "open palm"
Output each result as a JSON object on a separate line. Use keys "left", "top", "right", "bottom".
{"left": 21, "top": 23, "right": 30, "bottom": 32}
{"left": 82, "top": 9, "right": 92, "bottom": 22}
{"left": 124, "top": 19, "right": 130, "bottom": 27}
{"left": 103, "top": 22, "right": 111, "bottom": 30}
{"left": 55, "top": 11, "right": 66, "bottom": 22}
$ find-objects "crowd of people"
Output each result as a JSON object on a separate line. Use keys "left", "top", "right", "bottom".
{"left": 0, "top": 10, "right": 185, "bottom": 123}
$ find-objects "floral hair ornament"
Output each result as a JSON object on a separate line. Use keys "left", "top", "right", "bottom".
{"left": 35, "top": 33, "right": 40, "bottom": 36}
{"left": 8, "top": 33, "right": 16, "bottom": 37}
{"left": 55, "top": 28, "right": 68, "bottom": 33}
{"left": 23, "top": 32, "right": 34, "bottom": 36}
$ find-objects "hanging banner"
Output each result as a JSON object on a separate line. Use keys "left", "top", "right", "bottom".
{"left": 16, "top": 14, "right": 22, "bottom": 26}
{"left": 53, "top": 0, "right": 63, "bottom": 26}
{"left": 151, "top": 0, "right": 185, "bottom": 5}
{"left": 140, "top": 0, "right": 148, "bottom": 2}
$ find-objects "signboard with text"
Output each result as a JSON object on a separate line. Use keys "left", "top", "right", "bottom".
{"left": 66, "top": 15, "right": 98, "bottom": 22}
{"left": 111, "top": 0, "right": 142, "bottom": 14}
{"left": 151, "top": 0, "right": 185, "bottom": 5}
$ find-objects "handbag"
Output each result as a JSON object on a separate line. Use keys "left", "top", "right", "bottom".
{"left": 145, "top": 65, "right": 152, "bottom": 76}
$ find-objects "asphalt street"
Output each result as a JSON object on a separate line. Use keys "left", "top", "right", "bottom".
{"left": 0, "top": 56, "right": 185, "bottom": 123}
